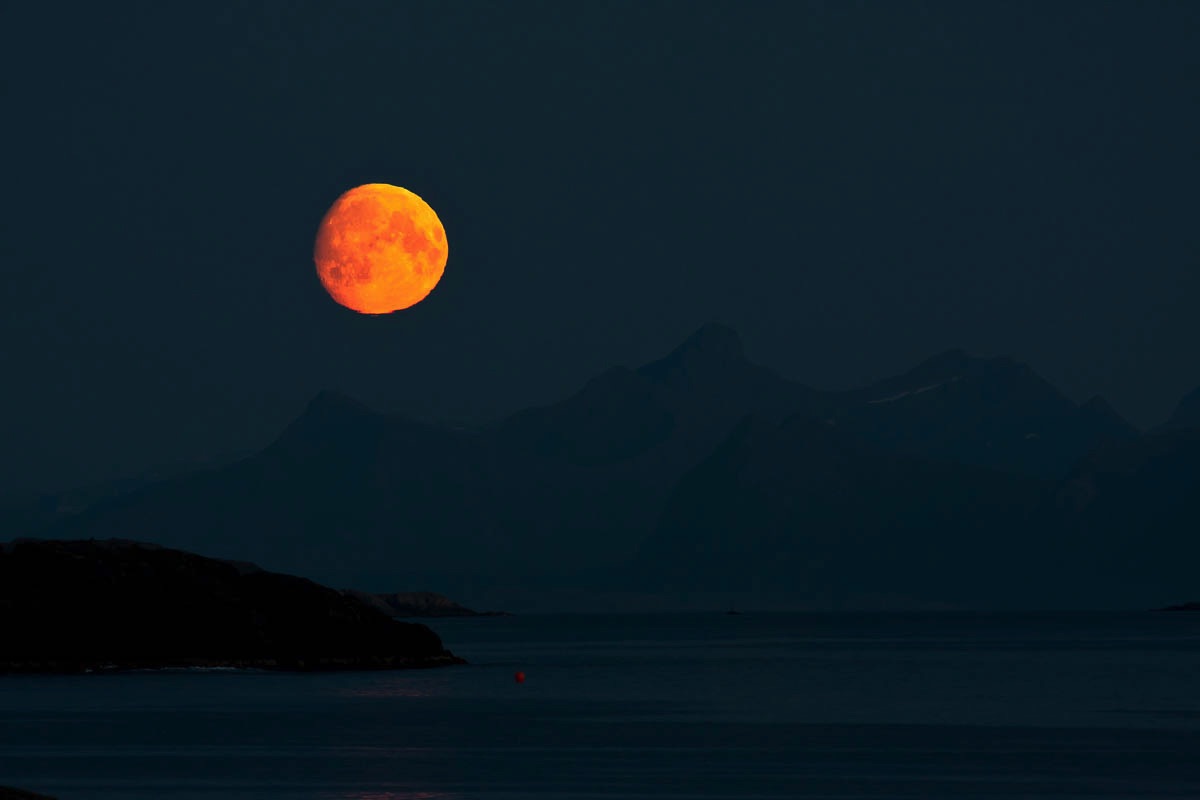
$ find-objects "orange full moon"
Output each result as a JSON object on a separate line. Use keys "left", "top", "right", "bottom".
{"left": 313, "top": 183, "right": 448, "bottom": 314}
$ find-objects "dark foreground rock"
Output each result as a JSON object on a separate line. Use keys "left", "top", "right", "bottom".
{"left": 1161, "top": 602, "right": 1200, "bottom": 611}
{"left": 0, "top": 787, "right": 57, "bottom": 799}
{"left": 345, "top": 589, "right": 509, "bottom": 617}
{"left": 0, "top": 539, "right": 464, "bottom": 673}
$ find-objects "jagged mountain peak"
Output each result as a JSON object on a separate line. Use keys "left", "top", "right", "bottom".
{"left": 304, "top": 389, "right": 379, "bottom": 417}
{"left": 677, "top": 321, "right": 744, "bottom": 356}
{"left": 267, "top": 390, "right": 387, "bottom": 457}
{"left": 918, "top": 347, "right": 973, "bottom": 371}
{"left": 903, "top": 349, "right": 1034, "bottom": 382}
{"left": 853, "top": 349, "right": 1047, "bottom": 408}
{"left": 638, "top": 322, "right": 748, "bottom": 381}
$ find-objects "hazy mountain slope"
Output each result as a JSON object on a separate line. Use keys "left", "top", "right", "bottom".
{"left": 493, "top": 323, "right": 822, "bottom": 468}
{"left": 41, "top": 325, "right": 820, "bottom": 593}
{"left": 827, "top": 351, "right": 1138, "bottom": 479}
{"left": 638, "top": 415, "right": 1058, "bottom": 608}
{"left": 46, "top": 393, "right": 522, "bottom": 589}
{"left": 639, "top": 420, "right": 1200, "bottom": 609}
{"left": 33, "top": 326, "right": 1177, "bottom": 610}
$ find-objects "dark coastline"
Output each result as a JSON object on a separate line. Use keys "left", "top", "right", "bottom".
{"left": 0, "top": 539, "right": 465, "bottom": 675}
{"left": 0, "top": 788, "right": 57, "bottom": 800}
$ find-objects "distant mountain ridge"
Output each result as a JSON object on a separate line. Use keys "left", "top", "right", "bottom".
{"left": 23, "top": 324, "right": 1199, "bottom": 611}
{"left": 638, "top": 414, "right": 1056, "bottom": 608}
{"left": 825, "top": 349, "right": 1139, "bottom": 478}
{"left": 641, "top": 416, "right": 1200, "bottom": 609}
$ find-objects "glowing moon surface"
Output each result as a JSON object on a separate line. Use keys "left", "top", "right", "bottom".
{"left": 313, "top": 183, "right": 448, "bottom": 314}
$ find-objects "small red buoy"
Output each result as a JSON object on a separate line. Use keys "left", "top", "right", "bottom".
{"left": 514, "top": 671, "right": 526, "bottom": 683}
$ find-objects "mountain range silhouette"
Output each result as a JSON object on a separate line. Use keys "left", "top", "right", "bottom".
{"left": 12, "top": 324, "right": 1199, "bottom": 611}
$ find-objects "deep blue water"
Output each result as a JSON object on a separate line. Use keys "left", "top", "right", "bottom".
{"left": 3, "top": 612, "right": 1200, "bottom": 798}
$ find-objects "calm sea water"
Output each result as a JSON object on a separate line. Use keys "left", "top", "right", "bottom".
{"left": 3, "top": 612, "right": 1200, "bottom": 799}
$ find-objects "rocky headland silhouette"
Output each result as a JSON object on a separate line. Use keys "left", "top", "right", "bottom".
{"left": 0, "top": 539, "right": 463, "bottom": 674}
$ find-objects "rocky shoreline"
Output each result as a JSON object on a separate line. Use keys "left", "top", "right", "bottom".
{"left": 0, "top": 539, "right": 465, "bottom": 675}
{"left": 0, "top": 788, "right": 57, "bottom": 800}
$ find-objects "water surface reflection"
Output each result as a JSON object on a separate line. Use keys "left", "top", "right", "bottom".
{"left": 336, "top": 673, "right": 453, "bottom": 699}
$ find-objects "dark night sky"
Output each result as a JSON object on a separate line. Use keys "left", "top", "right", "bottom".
{"left": 3, "top": 1, "right": 1198, "bottom": 498}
